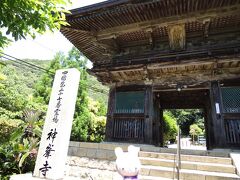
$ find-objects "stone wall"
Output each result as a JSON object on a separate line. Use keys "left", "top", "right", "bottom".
{"left": 68, "top": 142, "right": 129, "bottom": 161}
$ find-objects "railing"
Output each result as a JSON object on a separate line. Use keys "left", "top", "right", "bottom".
{"left": 112, "top": 115, "right": 144, "bottom": 140}
{"left": 225, "top": 119, "right": 240, "bottom": 144}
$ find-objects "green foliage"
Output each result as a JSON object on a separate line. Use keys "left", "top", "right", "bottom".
{"left": 34, "top": 47, "right": 108, "bottom": 142}
{"left": 71, "top": 107, "right": 90, "bottom": 142}
{"left": 189, "top": 124, "right": 203, "bottom": 136}
{"left": 0, "top": 65, "right": 28, "bottom": 112}
{"left": 0, "top": 62, "right": 47, "bottom": 119}
{"left": 34, "top": 53, "right": 62, "bottom": 104}
{"left": 0, "top": 0, "right": 70, "bottom": 48}
{"left": 189, "top": 124, "right": 203, "bottom": 143}
{"left": 0, "top": 60, "right": 47, "bottom": 179}
{"left": 169, "top": 109, "right": 204, "bottom": 136}
{"left": 0, "top": 110, "right": 42, "bottom": 179}
{"left": 0, "top": 118, "right": 20, "bottom": 144}
{"left": 0, "top": 47, "right": 108, "bottom": 178}
{"left": 87, "top": 74, "right": 109, "bottom": 105}
{"left": 88, "top": 97, "right": 106, "bottom": 142}
{"left": 163, "top": 111, "right": 177, "bottom": 144}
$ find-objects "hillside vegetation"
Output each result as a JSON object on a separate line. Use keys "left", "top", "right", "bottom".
{"left": 0, "top": 48, "right": 109, "bottom": 178}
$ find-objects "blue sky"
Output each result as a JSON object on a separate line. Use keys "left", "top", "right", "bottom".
{"left": 4, "top": 0, "right": 106, "bottom": 61}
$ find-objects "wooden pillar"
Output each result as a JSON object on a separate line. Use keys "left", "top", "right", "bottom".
{"left": 105, "top": 86, "right": 116, "bottom": 141}
{"left": 204, "top": 89, "right": 215, "bottom": 150}
{"left": 144, "top": 86, "right": 153, "bottom": 144}
{"left": 204, "top": 105, "right": 214, "bottom": 150}
{"left": 159, "top": 108, "right": 164, "bottom": 147}
{"left": 153, "top": 94, "right": 164, "bottom": 146}
{"left": 209, "top": 81, "right": 226, "bottom": 148}
{"left": 153, "top": 95, "right": 160, "bottom": 145}
{"left": 204, "top": 106, "right": 209, "bottom": 150}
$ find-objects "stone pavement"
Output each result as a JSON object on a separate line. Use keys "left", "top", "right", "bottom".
{"left": 167, "top": 138, "right": 206, "bottom": 150}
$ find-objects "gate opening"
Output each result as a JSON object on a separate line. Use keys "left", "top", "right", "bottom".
{"left": 163, "top": 109, "right": 206, "bottom": 150}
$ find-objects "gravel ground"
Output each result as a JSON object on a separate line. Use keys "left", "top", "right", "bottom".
{"left": 65, "top": 156, "right": 122, "bottom": 180}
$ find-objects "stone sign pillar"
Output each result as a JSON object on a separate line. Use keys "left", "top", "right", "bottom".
{"left": 33, "top": 68, "right": 80, "bottom": 179}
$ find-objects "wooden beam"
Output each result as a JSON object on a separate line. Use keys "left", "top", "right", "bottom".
{"left": 147, "top": 59, "right": 216, "bottom": 70}
{"left": 110, "top": 67, "right": 144, "bottom": 73}
{"left": 93, "top": 57, "right": 240, "bottom": 72}
{"left": 97, "top": 66, "right": 240, "bottom": 86}
{"left": 61, "top": 26, "right": 90, "bottom": 34}
{"left": 62, "top": 26, "right": 116, "bottom": 56}
{"left": 96, "top": 4, "right": 240, "bottom": 40}
{"left": 90, "top": 56, "right": 240, "bottom": 85}
{"left": 90, "top": 37, "right": 116, "bottom": 54}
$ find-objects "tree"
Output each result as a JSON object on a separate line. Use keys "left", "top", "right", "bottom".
{"left": 169, "top": 109, "right": 204, "bottom": 136}
{"left": 189, "top": 124, "right": 203, "bottom": 144}
{"left": 0, "top": 0, "right": 70, "bottom": 48}
{"left": 0, "top": 61, "right": 46, "bottom": 144}
{"left": 163, "top": 111, "right": 178, "bottom": 144}
{"left": 34, "top": 52, "right": 63, "bottom": 104}
{"left": 87, "top": 97, "right": 106, "bottom": 142}
{"left": 34, "top": 47, "right": 108, "bottom": 142}
{"left": 0, "top": 65, "right": 29, "bottom": 117}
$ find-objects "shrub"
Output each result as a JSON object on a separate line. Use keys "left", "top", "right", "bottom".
{"left": 163, "top": 112, "right": 177, "bottom": 144}
{"left": 87, "top": 97, "right": 106, "bottom": 142}
{"left": 88, "top": 113, "right": 106, "bottom": 142}
{"left": 189, "top": 124, "right": 203, "bottom": 143}
{"left": 0, "top": 118, "right": 20, "bottom": 144}
{"left": 0, "top": 110, "right": 42, "bottom": 179}
{"left": 71, "top": 108, "right": 90, "bottom": 142}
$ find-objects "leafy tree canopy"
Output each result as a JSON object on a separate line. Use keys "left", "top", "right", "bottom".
{"left": 189, "top": 123, "right": 203, "bottom": 143}
{"left": 169, "top": 109, "right": 204, "bottom": 136}
{"left": 163, "top": 111, "right": 177, "bottom": 144}
{"left": 0, "top": 0, "right": 70, "bottom": 48}
{"left": 34, "top": 47, "right": 107, "bottom": 142}
{"left": 189, "top": 124, "right": 203, "bottom": 136}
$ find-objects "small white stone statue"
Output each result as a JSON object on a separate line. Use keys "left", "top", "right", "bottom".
{"left": 115, "top": 145, "right": 141, "bottom": 180}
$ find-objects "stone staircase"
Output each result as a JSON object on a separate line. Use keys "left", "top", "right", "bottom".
{"left": 139, "top": 151, "right": 239, "bottom": 180}
{"left": 68, "top": 142, "right": 240, "bottom": 180}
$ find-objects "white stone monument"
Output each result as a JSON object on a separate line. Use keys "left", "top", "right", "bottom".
{"left": 33, "top": 68, "right": 80, "bottom": 179}
{"left": 11, "top": 68, "right": 80, "bottom": 180}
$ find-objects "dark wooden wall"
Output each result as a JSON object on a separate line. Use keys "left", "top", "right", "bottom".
{"left": 105, "top": 83, "right": 240, "bottom": 149}
{"left": 105, "top": 85, "right": 147, "bottom": 143}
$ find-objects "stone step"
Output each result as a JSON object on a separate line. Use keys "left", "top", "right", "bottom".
{"left": 139, "top": 146, "right": 230, "bottom": 158}
{"left": 139, "top": 151, "right": 232, "bottom": 165}
{"left": 139, "top": 175, "right": 172, "bottom": 180}
{"left": 141, "top": 165, "right": 240, "bottom": 180}
{"left": 140, "top": 157, "right": 236, "bottom": 174}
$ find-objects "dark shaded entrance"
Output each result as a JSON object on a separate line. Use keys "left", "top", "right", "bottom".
{"left": 153, "top": 89, "right": 211, "bottom": 149}
{"left": 105, "top": 84, "right": 240, "bottom": 149}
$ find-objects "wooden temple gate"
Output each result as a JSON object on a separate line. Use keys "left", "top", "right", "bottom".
{"left": 61, "top": 0, "right": 240, "bottom": 149}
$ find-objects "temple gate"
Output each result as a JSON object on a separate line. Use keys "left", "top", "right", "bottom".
{"left": 61, "top": 0, "right": 240, "bottom": 149}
